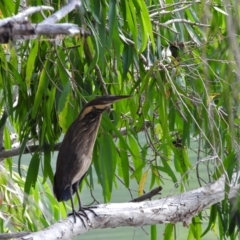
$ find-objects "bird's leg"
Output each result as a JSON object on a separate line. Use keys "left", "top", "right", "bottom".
{"left": 67, "top": 188, "right": 87, "bottom": 227}
{"left": 75, "top": 186, "right": 98, "bottom": 218}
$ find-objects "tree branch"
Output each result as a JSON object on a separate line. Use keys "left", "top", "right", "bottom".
{"left": 41, "top": 0, "right": 82, "bottom": 24}
{"left": 0, "top": 0, "right": 88, "bottom": 43}
{"left": 0, "top": 232, "right": 30, "bottom": 239}
{"left": 0, "top": 6, "right": 54, "bottom": 27}
{"left": 18, "top": 174, "right": 239, "bottom": 240}
{"left": 0, "top": 120, "right": 151, "bottom": 161}
{"left": 0, "top": 143, "right": 61, "bottom": 160}
{"left": 157, "top": 19, "right": 211, "bottom": 27}
{"left": 129, "top": 186, "right": 162, "bottom": 202}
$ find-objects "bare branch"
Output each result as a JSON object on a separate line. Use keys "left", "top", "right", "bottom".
{"left": 0, "top": 6, "right": 53, "bottom": 27}
{"left": 158, "top": 19, "right": 211, "bottom": 27}
{"left": 0, "top": 22, "right": 90, "bottom": 43}
{"left": 129, "top": 186, "right": 162, "bottom": 202}
{"left": 0, "top": 232, "right": 30, "bottom": 239}
{"left": 0, "top": 143, "right": 61, "bottom": 160}
{"left": 150, "top": 4, "right": 192, "bottom": 17}
{"left": 42, "top": 0, "right": 82, "bottom": 24}
{"left": 18, "top": 174, "right": 240, "bottom": 240}
{"left": 34, "top": 23, "right": 90, "bottom": 36}
{"left": 0, "top": 121, "right": 151, "bottom": 160}
{"left": 0, "top": 1, "right": 87, "bottom": 43}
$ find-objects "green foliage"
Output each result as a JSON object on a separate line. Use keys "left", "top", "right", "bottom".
{"left": 0, "top": 0, "right": 240, "bottom": 239}
{"left": 0, "top": 165, "right": 62, "bottom": 233}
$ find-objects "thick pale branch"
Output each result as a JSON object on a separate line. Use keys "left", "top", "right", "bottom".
{"left": 41, "top": 0, "right": 82, "bottom": 24}
{"left": 34, "top": 24, "right": 90, "bottom": 36}
{"left": 0, "top": 0, "right": 86, "bottom": 43}
{"left": 0, "top": 6, "right": 53, "bottom": 27}
{"left": 18, "top": 175, "right": 240, "bottom": 240}
{"left": 0, "top": 232, "right": 30, "bottom": 239}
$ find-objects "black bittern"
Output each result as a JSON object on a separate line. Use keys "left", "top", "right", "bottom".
{"left": 53, "top": 95, "right": 131, "bottom": 223}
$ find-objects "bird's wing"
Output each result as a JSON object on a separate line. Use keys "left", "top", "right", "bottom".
{"left": 53, "top": 116, "right": 100, "bottom": 201}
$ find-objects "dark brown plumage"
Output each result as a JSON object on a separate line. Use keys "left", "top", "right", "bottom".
{"left": 53, "top": 95, "right": 131, "bottom": 222}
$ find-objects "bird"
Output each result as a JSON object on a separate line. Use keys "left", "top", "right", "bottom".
{"left": 53, "top": 95, "right": 131, "bottom": 223}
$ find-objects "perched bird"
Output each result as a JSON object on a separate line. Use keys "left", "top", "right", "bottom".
{"left": 53, "top": 95, "right": 131, "bottom": 223}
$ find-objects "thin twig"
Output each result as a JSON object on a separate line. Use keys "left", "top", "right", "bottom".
{"left": 157, "top": 19, "right": 210, "bottom": 27}
{"left": 0, "top": 121, "right": 151, "bottom": 161}
{"left": 129, "top": 186, "right": 162, "bottom": 202}
{"left": 150, "top": 4, "right": 192, "bottom": 17}
{"left": 0, "top": 143, "right": 61, "bottom": 160}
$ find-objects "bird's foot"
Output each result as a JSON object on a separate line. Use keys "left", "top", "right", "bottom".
{"left": 68, "top": 207, "right": 98, "bottom": 226}
{"left": 68, "top": 210, "right": 88, "bottom": 227}
{"left": 80, "top": 206, "right": 98, "bottom": 218}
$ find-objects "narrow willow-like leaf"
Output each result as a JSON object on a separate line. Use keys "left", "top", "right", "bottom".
{"left": 201, "top": 204, "right": 217, "bottom": 237}
{"left": 108, "top": 0, "right": 117, "bottom": 44}
{"left": 137, "top": 66, "right": 154, "bottom": 94}
{"left": 151, "top": 225, "right": 157, "bottom": 240}
{"left": 213, "top": 6, "right": 228, "bottom": 16}
{"left": 161, "top": 159, "right": 178, "bottom": 184}
{"left": 24, "top": 152, "right": 40, "bottom": 197}
{"left": 163, "top": 223, "right": 173, "bottom": 240}
{"left": 93, "top": 142, "right": 103, "bottom": 188}
{"left": 194, "top": 216, "right": 202, "bottom": 240}
{"left": 58, "top": 94, "right": 75, "bottom": 132}
{"left": 184, "top": 23, "right": 202, "bottom": 46}
{"left": 138, "top": 170, "right": 148, "bottom": 196}
{"left": 14, "top": 0, "right": 20, "bottom": 13}
{"left": 126, "top": 0, "right": 138, "bottom": 43}
{"left": 3, "top": 0, "right": 15, "bottom": 15}
{"left": 182, "top": 148, "right": 192, "bottom": 169}
{"left": 99, "top": 135, "right": 110, "bottom": 202}
{"left": 43, "top": 149, "right": 53, "bottom": 183}
{"left": 57, "top": 49, "right": 69, "bottom": 85}
{"left": 133, "top": 0, "right": 155, "bottom": 51}
{"left": 8, "top": 62, "right": 25, "bottom": 89}
{"left": 130, "top": 162, "right": 146, "bottom": 180}
{"left": 3, "top": 127, "right": 12, "bottom": 176}
{"left": 222, "top": 151, "right": 236, "bottom": 181}
{"left": 187, "top": 226, "right": 194, "bottom": 240}
{"left": 57, "top": 82, "right": 71, "bottom": 113}
{"left": 128, "top": 135, "right": 142, "bottom": 181}
{"left": 26, "top": 41, "right": 39, "bottom": 88}
{"left": 102, "top": 134, "right": 114, "bottom": 198}
{"left": 119, "top": 138, "right": 130, "bottom": 188}
{"left": 122, "top": 43, "right": 134, "bottom": 78}
{"left": 18, "top": 132, "right": 30, "bottom": 177}
{"left": 102, "top": 116, "right": 134, "bottom": 156}
{"left": 32, "top": 60, "right": 49, "bottom": 118}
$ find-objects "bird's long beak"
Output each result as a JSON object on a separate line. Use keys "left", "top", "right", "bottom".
{"left": 94, "top": 95, "right": 132, "bottom": 109}
{"left": 110, "top": 95, "right": 132, "bottom": 102}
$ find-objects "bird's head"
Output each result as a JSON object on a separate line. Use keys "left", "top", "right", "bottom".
{"left": 79, "top": 95, "right": 132, "bottom": 120}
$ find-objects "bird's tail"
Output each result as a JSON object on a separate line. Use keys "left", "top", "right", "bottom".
{"left": 53, "top": 174, "right": 72, "bottom": 202}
